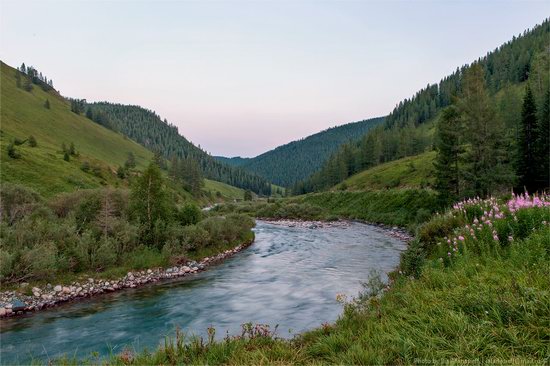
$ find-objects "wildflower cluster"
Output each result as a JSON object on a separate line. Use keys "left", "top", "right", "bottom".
{"left": 507, "top": 192, "right": 550, "bottom": 212}
{"left": 438, "top": 192, "right": 549, "bottom": 265}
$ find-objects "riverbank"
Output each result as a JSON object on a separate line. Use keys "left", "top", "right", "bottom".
{"left": 97, "top": 194, "right": 549, "bottom": 365}
{"left": 0, "top": 236, "right": 254, "bottom": 318}
{"left": 261, "top": 218, "right": 412, "bottom": 242}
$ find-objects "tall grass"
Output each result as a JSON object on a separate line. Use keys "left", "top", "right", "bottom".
{"left": 78, "top": 193, "right": 548, "bottom": 365}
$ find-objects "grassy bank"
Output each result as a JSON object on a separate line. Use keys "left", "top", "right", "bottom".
{"left": 71, "top": 193, "right": 549, "bottom": 365}
{"left": 213, "top": 188, "right": 438, "bottom": 230}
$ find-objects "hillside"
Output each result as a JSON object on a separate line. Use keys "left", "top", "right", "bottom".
{"left": 0, "top": 62, "right": 154, "bottom": 197}
{"left": 296, "top": 18, "right": 549, "bottom": 194}
{"left": 216, "top": 116, "right": 384, "bottom": 187}
{"left": 86, "top": 102, "right": 273, "bottom": 195}
{"left": 337, "top": 151, "right": 436, "bottom": 191}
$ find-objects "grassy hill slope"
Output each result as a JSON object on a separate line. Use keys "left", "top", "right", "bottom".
{"left": 0, "top": 62, "right": 153, "bottom": 197}
{"left": 338, "top": 151, "right": 436, "bottom": 191}
{"left": 0, "top": 62, "right": 245, "bottom": 202}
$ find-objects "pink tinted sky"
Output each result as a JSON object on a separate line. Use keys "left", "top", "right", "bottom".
{"left": 1, "top": 1, "right": 548, "bottom": 157}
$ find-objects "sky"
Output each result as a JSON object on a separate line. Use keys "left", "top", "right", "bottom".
{"left": 1, "top": 1, "right": 548, "bottom": 157}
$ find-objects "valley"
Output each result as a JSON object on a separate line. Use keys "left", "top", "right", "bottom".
{"left": 0, "top": 7, "right": 548, "bottom": 366}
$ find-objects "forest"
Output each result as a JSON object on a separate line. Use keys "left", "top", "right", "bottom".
{"left": 293, "top": 19, "right": 550, "bottom": 196}
{"left": 217, "top": 116, "right": 384, "bottom": 187}
{"left": 84, "top": 102, "right": 273, "bottom": 195}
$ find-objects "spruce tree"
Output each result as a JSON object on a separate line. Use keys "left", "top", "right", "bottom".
{"left": 534, "top": 88, "right": 549, "bottom": 190}
{"left": 458, "top": 64, "right": 511, "bottom": 197}
{"left": 516, "top": 85, "right": 538, "bottom": 192}
{"left": 44, "top": 99, "right": 50, "bottom": 109}
{"left": 434, "top": 106, "right": 464, "bottom": 205}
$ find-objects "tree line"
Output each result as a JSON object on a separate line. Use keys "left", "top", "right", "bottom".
{"left": 15, "top": 62, "right": 54, "bottom": 92}
{"left": 435, "top": 65, "right": 549, "bottom": 205}
{"left": 81, "top": 102, "right": 272, "bottom": 195}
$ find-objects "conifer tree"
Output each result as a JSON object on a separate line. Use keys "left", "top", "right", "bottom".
{"left": 434, "top": 106, "right": 464, "bottom": 205}
{"left": 458, "top": 64, "right": 511, "bottom": 197}
{"left": 516, "top": 85, "right": 538, "bottom": 192}
{"left": 534, "top": 87, "right": 549, "bottom": 190}
{"left": 44, "top": 99, "right": 50, "bottom": 109}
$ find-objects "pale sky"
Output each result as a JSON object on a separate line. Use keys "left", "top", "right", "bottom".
{"left": 1, "top": 1, "right": 548, "bottom": 157}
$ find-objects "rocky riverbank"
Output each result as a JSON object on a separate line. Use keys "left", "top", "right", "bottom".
{"left": 0, "top": 240, "right": 253, "bottom": 319}
{"left": 260, "top": 219, "right": 412, "bottom": 242}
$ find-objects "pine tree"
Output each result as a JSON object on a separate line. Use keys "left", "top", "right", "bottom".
{"left": 516, "top": 85, "right": 539, "bottom": 192}
{"left": 434, "top": 106, "right": 464, "bottom": 205}
{"left": 44, "top": 99, "right": 50, "bottom": 109}
{"left": 86, "top": 107, "right": 93, "bottom": 119}
{"left": 534, "top": 87, "right": 549, "bottom": 191}
{"left": 69, "top": 142, "right": 76, "bottom": 156}
{"left": 459, "top": 64, "right": 511, "bottom": 197}
{"left": 63, "top": 151, "right": 70, "bottom": 162}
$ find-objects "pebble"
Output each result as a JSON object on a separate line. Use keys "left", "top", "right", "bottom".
{"left": 0, "top": 237, "right": 254, "bottom": 318}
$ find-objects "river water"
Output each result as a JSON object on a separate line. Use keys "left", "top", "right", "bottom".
{"left": 0, "top": 221, "right": 406, "bottom": 364}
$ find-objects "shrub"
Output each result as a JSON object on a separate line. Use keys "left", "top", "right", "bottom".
{"left": 7, "top": 143, "right": 20, "bottom": 159}
{"left": 0, "top": 183, "right": 43, "bottom": 224}
{"left": 178, "top": 203, "right": 201, "bottom": 226}
{"left": 28, "top": 135, "right": 37, "bottom": 147}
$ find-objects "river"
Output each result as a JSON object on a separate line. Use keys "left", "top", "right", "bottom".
{"left": 0, "top": 221, "right": 406, "bottom": 364}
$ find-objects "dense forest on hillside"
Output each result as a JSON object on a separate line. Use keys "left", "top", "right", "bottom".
{"left": 85, "top": 103, "right": 272, "bottom": 195}
{"left": 294, "top": 18, "right": 550, "bottom": 194}
{"left": 216, "top": 117, "right": 384, "bottom": 187}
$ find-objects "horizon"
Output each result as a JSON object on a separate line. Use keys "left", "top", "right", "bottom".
{"left": 1, "top": 1, "right": 548, "bottom": 157}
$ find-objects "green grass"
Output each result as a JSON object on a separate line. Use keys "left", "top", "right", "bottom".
{"left": 204, "top": 179, "right": 244, "bottom": 200}
{"left": 0, "top": 61, "right": 153, "bottom": 197}
{"left": 293, "top": 189, "right": 438, "bottom": 229}
{"left": 0, "top": 62, "right": 247, "bottom": 200}
{"left": 339, "top": 151, "right": 436, "bottom": 191}
{"left": 58, "top": 200, "right": 548, "bottom": 365}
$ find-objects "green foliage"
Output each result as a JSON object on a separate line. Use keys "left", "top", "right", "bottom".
{"left": 103, "top": 198, "right": 549, "bottom": 365}
{"left": 0, "top": 184, "right": 254, "bottom": 284}
{"left": 244, "top": 190, "right": 253, "bottom": 201}
{"left": 297, "top": 20, "right": 549, "bottom": 195}
{"left": 44, "top": 99, "right": 50, "bottom": 109}
{"left": 7, "top": 143, "right": 20, "bottom": 159}
{"left": 434, "top": 106, "right": 464, "bottom": 205}
{"left": 0, "top": 61, "right": 153, "bottom": 197}
{"left": 178, "top": 203, "right": 201, "bottom": 226}
{"left": 217, "top": 117, "right": 384, "bottom": 187}
{"left": 129, "top": 162, "right": 173, "bottom": 248}
{"left": 86, "top": 102, "right": 272, "bottom": 195}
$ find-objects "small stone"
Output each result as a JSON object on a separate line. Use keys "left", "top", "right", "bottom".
{"left": 32, "top": 287, "right": 41, "bottom": 294}
{"left": 62, "top": 287, "right": 71, "bottom": 294}
{"left": 54, "top": 285, "right": 62, "bottom": 292}
{"left": 20, "top": 282, "right": 29, "bottom": 288}
{"left": 0, "top": 308, "right": 6, "bottom": 317}
{"left": 147, "top": 269, "right": 152, "bottom": 274}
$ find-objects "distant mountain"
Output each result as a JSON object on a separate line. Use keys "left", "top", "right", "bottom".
{"left": 86, "top": 102, "right": 273, "bottom": 195}
{"left": 216, "top": 117, "right": 384, "bottom": 187}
